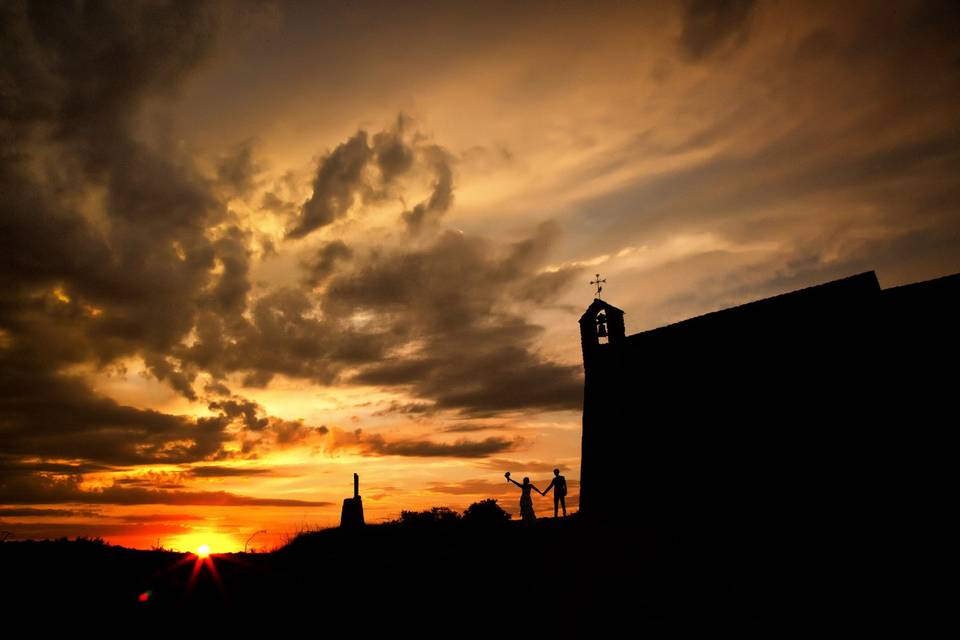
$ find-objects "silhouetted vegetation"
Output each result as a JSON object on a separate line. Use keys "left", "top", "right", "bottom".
{"left": 397, "top": 505, "right": 461, "bottom": 526}
{"left": 461, "top": 499, "right": 511, "bottom": 526}
{"left": 392, "top": 500, "right": 510, "bottom": 528}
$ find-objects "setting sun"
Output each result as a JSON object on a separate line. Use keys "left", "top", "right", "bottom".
{"left": 167, "top": 530, "right": 240, "bottom": 555}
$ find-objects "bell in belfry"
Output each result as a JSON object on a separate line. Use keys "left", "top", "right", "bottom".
{"left": 596, "top": 313, "right": 608, "bottom": 338}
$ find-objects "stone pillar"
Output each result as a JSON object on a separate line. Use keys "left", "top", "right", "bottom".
{"left": 340, "top": 473, "right": 365, "bottom": 528}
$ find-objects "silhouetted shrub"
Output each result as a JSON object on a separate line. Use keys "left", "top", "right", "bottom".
{"left": 461, "top": 499, "right": 511, "bottom": 526}
{"left": 398, "top": 506, "right": 461, "bottom": 526}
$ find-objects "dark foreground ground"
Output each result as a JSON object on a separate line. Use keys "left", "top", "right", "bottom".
{"left": 0, "top": 515, "right": 708, "bottom": 622}
{"left": 0, "top": 512, "right": 930, "bottom": 627}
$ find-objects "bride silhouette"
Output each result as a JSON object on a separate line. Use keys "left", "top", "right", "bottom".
{"left": 505, "top": 472, "right": 543, "bottom": 521}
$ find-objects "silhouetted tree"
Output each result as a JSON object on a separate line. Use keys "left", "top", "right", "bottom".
{"left": 399, "top": 506, "right": 461, "bottom": 526}
{"left": 461, "top": 499, "right": 511, "bottom": 526}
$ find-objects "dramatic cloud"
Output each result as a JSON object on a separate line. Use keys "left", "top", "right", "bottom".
{"left": 0, "top": 3, "right": 592, "bottom": 524}
{"left": 679, "top": 0, "right": 756, "bottom": 61}
{"left": 173, "top": 213, "right": 583, "bottom": 416}
{"left": 0, "top": 460, "right": 115, "bottom": 475}
{"left": 4, "top": 1, "right": 959, "bottom": 544}
{"left": 178, "top": 286, "right": 387, "bottom": 388}
{"left": 326, "top": 223, "right": 585, "bottom": 415}
{"left": 320, "top": 427, "right": 520, "bottom": 459}
{"left": 287, "top": 117, "right": 456, "bottom": 238}
{"left": 362, "top": 435, "right": 516, "bottom": 458}
{"left": 0, "top": 472, "right": 330, "bottom": 507}
{"left": 216, "top": 139, "right": 263, "bottom": 197}
{"left": 302, "top": 241, "right": 354, "bottom": 288}
{"left": 401, "top": 145, "right": 455, "bottom": 234}
{"left": 287, "top": 130, "right": 374, "bottom": 238}
{"left": 0, "top": 508, "right": 104, "bottom": 518}
{"left": 0, "top": 366, "right": 233, "bottom": 467}
{"left": 0, "top": 1, "right": 257, "bottom": 485}
{"left": 208, "top": 396, "right": 269, "bottom": 432}
{"left": 186, "top": 466, "right": 281, "bottom": 478}
{"left": 372, "top": 401, "right": 437, "bottom": 417}
{"left": 440, "top": 423, "right": 513, "bottom": 434}
{"left": 113, "top": 513, "right": 204, "bottom": 522}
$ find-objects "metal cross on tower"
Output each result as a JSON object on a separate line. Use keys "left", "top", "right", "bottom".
{"left": 590, "top": 273, "right": 606, "bottom": 299}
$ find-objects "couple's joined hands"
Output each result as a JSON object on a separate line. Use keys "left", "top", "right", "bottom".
{"left": 505, "top": 473, "right": 546, "bottom": 496}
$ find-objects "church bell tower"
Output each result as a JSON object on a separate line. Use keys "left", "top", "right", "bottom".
{"left": 578, "top": 275, "right": 625, "bottom": 518}
{"left": 579, "top": 297, "right": 626, "bottom": 369}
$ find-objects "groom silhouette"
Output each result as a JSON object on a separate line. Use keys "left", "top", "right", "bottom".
{"left": 541, "top": 468, "right": 567, "bottom": 517}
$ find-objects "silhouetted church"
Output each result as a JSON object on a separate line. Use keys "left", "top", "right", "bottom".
{"left": 578, "top": 270, "right": 958, "bottom": 550}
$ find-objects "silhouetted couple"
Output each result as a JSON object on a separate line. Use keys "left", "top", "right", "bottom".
{"left": 505, "top": 469, "right": 567, "bottom": 521}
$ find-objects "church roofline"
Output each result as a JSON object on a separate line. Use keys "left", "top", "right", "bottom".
{"left": 625, "top": 270, "right": 881, "bottom": 341}
{"left": 578, "top": 298, "right": 625, "bottom": 323}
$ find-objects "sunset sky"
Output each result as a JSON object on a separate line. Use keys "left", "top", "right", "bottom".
{"left": 2, "top": 0, "right": 958, "bottom": 552}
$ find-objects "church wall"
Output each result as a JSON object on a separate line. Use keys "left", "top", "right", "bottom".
{"left": 578, "top": 271, "right": 959, "bottom": 536}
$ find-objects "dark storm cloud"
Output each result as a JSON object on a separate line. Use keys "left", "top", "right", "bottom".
{"left": 287, "top": 130, "right": 374, "bottom": 238}
{"left": 114, "top": 513, "right": 204, "bottom": 523}
{"left": 216, "top": 139, "right": 263, "bottom": 197}
{"left": 0, "top": 1, "right": 218, "bottom": 132}
{"left": 208, "top": 396, "right": 269, "bottom": 431}
{"left": 441, "top": 423, "right": 514, "bottom": 433}
{"left": 204, "top": 380, "right": 233, "bottom": 397}
{"left": 115, "top": 483, "right": 185, "bottom": 491}
{"left": 144, "top": 353, "right": 199, "bottom": 401}
{"left": 202, "top": 393, "right": 327, "bottom": 453}
{"left": 208, "top": 225, "right": 254, "bottom": 317}
{"left": 372, "top": 119, "right": 416, "bottom": 182}
{"left": 0, "top": 471, "right": 330, "bottom": 507}
{"left": 0, "top": 0, "right": 271, "bottom": 478}
{"left": 678, "top": 0, "right": 756, "bottom": 61}
{"left": 302, "top": 240, "right": 354, "bottom": 287}
{"left": 363, "top": 435, "right": 516, "bottom": 458}
{"left": 260, "top": 190, "right": 298, "bottom": 215}
{"left": 371, "top": 400, "right": 436, "bottom": 417}
{"left": 186, "top": 466, "right": 281, "bottom": 478}
{"left": 1, "top": 1, "right": 587, "bottom": 494}
{"left": 179, "top": 287, "right": 392, "bottom": 388}
{"left": 269, "top": 418, "right": 326, "bottom": 446}
{"left": 401, "top": 145, "right": 455, "bottom": 234}
{"left": 286, "top": 117, "right": 456, "bottom": 238}
{"left": 325, "top": 222, "right": 585, "bottom": 415}
{"left": 0, "top": 508, "right": 104, "bottom": 518}
{"left": 323, "top": 428, "right": 519, "bottom": 458}
{"left": 0, "top": 459, "right": 115, "bottom": 475}
{"left": 0, "top": 362, "right": 233, "bottom": 467}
